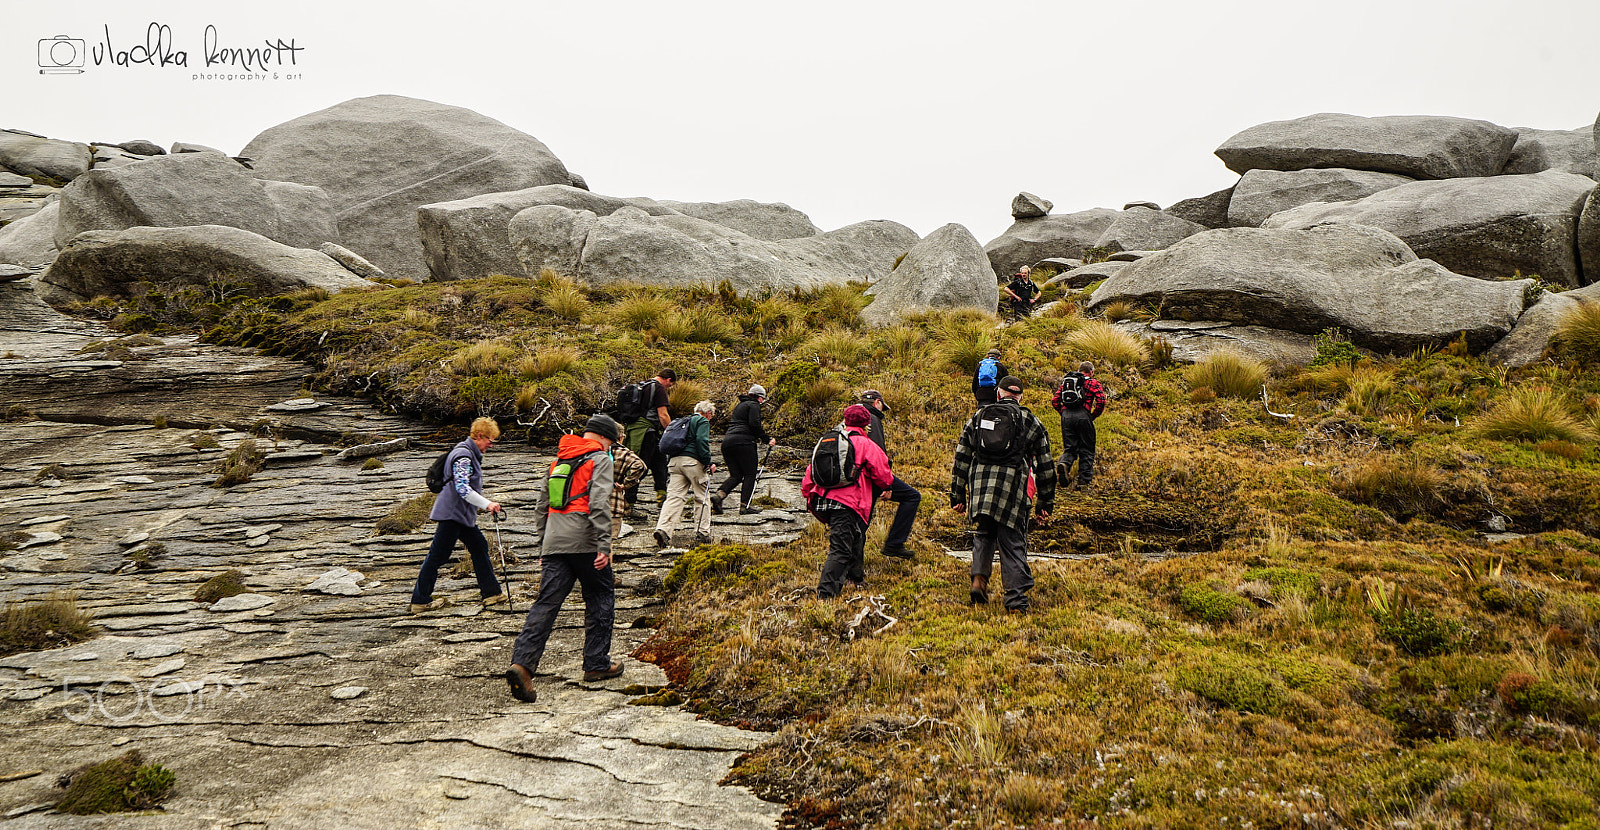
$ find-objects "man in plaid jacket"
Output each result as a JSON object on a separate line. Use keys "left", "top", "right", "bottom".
{"left": 608, "top": 444, "right": 650, "bottom": 541}
{"left": 950, "top": 376, "right": 1056, "bottom": 611}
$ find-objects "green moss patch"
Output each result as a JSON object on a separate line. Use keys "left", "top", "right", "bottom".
{"left": 55, "top": 750, "right": 175, "bottom": 814}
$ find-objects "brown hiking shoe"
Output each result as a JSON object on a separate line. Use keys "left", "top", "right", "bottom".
{"left": 408, "top": 597, "right": 450, "bottom": 614}
{"left": 969, "top": 575, "right": 989, "bottom": 605}
{"left": 505, "top": 664, "right": 537, "bottom": 703}
{"left": 582, "top": 661, "right": 625, "bottom": 682}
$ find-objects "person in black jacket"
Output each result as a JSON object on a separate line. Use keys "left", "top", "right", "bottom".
{"left": 712, "top": 385, "right": 776, "bottom": 515}
{"left": 972, "top": 348, "right": 1009, "bottom": 406}
{"left": 860, "top": 390, "right": 920, "bottom": 560}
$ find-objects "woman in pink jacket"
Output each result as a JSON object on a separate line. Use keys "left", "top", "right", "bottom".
{"left": 802, "top": 404, "right": 894, "bottom": 597}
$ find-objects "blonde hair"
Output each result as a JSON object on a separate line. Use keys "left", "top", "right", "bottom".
{"left": 470, "top": 417, "right": 502, "bottom": 440}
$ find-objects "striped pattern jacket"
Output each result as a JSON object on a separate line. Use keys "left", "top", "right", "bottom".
{"left": 949, "top": 399, "right": 1057, "bottom": 531}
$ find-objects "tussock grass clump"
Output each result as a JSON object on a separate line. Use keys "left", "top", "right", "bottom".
{"left": 804, "top": 328, "right": 865, "bottom": 366}
{"left": 1474, "top": 385, "right": 1596, "bottom": 444}
{"left": 55, "top": 750, "right": 175, "bottom": 814}
{"left": 520, "top": 348, "right": 581, "bottom": 380}
{"left": 667, "top": 380, "right": 709, "bottom": 416}
{"left": 451, "top": 340, "right": 520, "bottom": 376}
{"left": 610, "top": 294, "right": 671, "bottom": 330}
{"left": 1336, "top": 453, "right": 1444, "bottom": 521}
{"left": 1184, "top": 350, "right": 1267, "bottom": 399}
{"left": 1098, "top": 300, "right": 1139, "bottom": 322}
{"left": 2, "top": 592, "right": 95, "bottom": 657}
{"left": 1552, "top": 299, "right": 1600, "bottom": 364}
{"left": 360, "top": 457, "right": 384, "bottom": 471}
{"left": 542, "top": 285, "right": 589, "bottom": 321}
{"left": 1343, "top": 365, "right": 1397, "bottom": 416}
{"left": 194, "top": 570, "right": 248, "bottom": 604}
{"left": 933, "top": 317, "right": 995, "bottom": 374}
{"left": 683, "top": 307, "right": 739, "bottom": 343}
{"left": 401, "top": 307, "right": 438, "bottom": 331}
{"left": 664, "top": 544, "right": 752, "bottom": 592}
{"left": 213, "top": 439, "right": 264, "bottom": 487}
{"left": 881, "top": 326, "right": 925, "bottom": 369}
{"left": 806, "top": 283, "right": 869, "bottom": 329}
{"left": 376, "top": 493, "right": 435, "bottom": 536}
{"left": 803, "top": 377, "right": 848, "bottom": 406}
{"left": 1064, "top": 320, "right": 1149, "bottom": 367}
{"left": 189, "top": 431, "right": 221, "bottom": 450}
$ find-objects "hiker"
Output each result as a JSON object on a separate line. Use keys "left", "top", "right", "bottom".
{"left": 859, "top": 389, "right": 920, "bottom": 560}
{"left": 653, "top": 400, "right": 717, "bottom": 548}
{"left": 802, "top": 404, "right": 894, "bottom": 598}
{"left": 608, "top": 442, "right": 649, "bottom": 540}
{"left": 618, "top": 368, "right": 675, "bottom": 509}
{"left": 950, "top": 376, "right": 1056, "bottom": 611}
{"left": 505, "top": 414, "right": 624, "bottom": 703}
{"left": 712, "top": 384, "right": 776, "bottom": 516}
{"left": 1052, "top": 360, "right": 1107, "bottom": 487}
{"left": 972, "top": 348, "right": 1009, "bottom": 406}
{"left": 1004, "top": 266, "right": 1041, "bottom": 321}
{"left": 408, "top": 418, "right": 506, "bottom": 614}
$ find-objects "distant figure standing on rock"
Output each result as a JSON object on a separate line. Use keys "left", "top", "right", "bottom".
{"left": 1004, "top": 266, "right": 1041, "bottom": 321}
{"left": 973, "top": 348, "right": 1009, "bottom": 406}
{"left": 408, "top": 417, "right": 505, "bottom": 614}
{"left": 712, "top": 384, "right": 775, "bottom": 516}
{"left": 1052, "top": 361, "right": 1106, "bottom": 488}
{"left": 951, "top": 376, "right": 1056, "bottom": 611}
{"left": 506, "top": 414, "right": 624, "bottom": 703}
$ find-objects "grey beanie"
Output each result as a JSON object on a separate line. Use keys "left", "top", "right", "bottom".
{"left": 583, "top": 413, "right": 620, "bottom": 442}
{"left": 749, "top": 384, "right": 767, "bottom": 397}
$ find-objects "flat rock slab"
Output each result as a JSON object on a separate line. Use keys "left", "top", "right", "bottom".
{"left": 330, "top": 685, "right": 368, "bottom": 700}
{"left": 19, "top": 515, "right": 69, "bottom": 526}
{"left": 267, "top": 398, "right": 328, "bottom": 412}
{"left": 209, "top": 593, "right": 275, "bottom": 612}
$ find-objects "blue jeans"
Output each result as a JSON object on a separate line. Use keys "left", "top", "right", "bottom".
{"left": 511, "top": 553, "right": 615, "bottom": 673}
{"left": 410, "top": 520, "right": 501, "bottom": 605}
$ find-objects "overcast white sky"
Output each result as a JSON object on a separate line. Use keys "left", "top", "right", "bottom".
{"left": 6, "top": 0, "right": 1598, "bottom": 242}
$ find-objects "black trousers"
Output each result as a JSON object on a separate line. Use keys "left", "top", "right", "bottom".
{"left": 511, "top": 553, "right": 615, "bottom": 673}
{"left": 816, "top": 507, "right": 867, "bottom": 598}
{"left": 1059, "top": 410, "right": 1096, "bottom": 484}
{"left": 411, "top": 520, "right": 501, "bottom": 605}
{"left": 716, "top": 439, "right": 760, "bottom": 507}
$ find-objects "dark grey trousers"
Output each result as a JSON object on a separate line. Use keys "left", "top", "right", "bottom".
{"left": 1059, "top": 410, "right": 1096, "bottom": 484}
{"left": 971, "top": 515, "right": 1034, "bottom": 610}
{"left": 511, "top": 553, "right": 615, "bottom": 673}
{"left": 816, "top": 507, "right": 867, "bottom": 598}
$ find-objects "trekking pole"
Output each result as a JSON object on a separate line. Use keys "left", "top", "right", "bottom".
{"left": 491, "top": 508, "right": 513, "bottom": 612}
{"left": 751, "top": 444, "right": 775, "bottom": 487}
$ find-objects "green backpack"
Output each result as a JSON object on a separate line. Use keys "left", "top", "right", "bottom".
{"left": 547, "top": 451, "right": 599, "bottom": 510}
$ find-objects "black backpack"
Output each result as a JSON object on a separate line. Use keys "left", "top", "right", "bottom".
{"left": 612, "top": 379, "right": 657, "bottom": 422}
{"left": 425, "top": 448, "right": 455, "bottom": 493}
{"left": 973, "top": 402, "right": 1025, "bottom": 464}
{"left": 809, "top": 426, "right": 859, "bottom": 489}
{"left": 1056, "top": 373, "right": 1086, "bottom": 410}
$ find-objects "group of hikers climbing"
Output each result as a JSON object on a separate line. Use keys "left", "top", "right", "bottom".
{"left": 408, "top": 265, "right": 1108, "bottom": 700}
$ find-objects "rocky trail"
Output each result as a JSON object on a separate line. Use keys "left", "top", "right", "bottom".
{"left": 0, "top": 282, "right": 799, "bottom": 828}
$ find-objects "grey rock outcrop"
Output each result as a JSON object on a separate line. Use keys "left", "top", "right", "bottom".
{"left": 1501, "top": 126, "right": 1595, "bottom": 178}
{"left": 89, "top": 145, "right": 150, "bottom": 170}
{"left": 984, "top": 208, "right": 1119, "bottom": 278}
{"left": 55, "top": 152, "right": 341, "bottom": 251}
{"left": 658, "top": 199, "right": 820, "bottom": 240}
{"left": 170, "top": 142, "right": 227, "bottom": 155}
{"left": 1228, "top": 168, "right": 1413, "bottom": 228}
{"left": 1486, "top": 281, "right": 1600, "bottom": 366}
{"left": 242, "top": 95, "right": 573, "bottom": 280}
{"left": 1167, "top": 186, "right": 1235, "bottom": 229}
{"left": 1011, "top": 192, "right": 1052, "bottom": 219}
{"left": 1087, "top": 224, "right": 1530, "bottom": 353}
{"left": 420, "top": 185, "right": 677, "bottom": 280}
{"left": 1216, "top": 113, "right": 1518, "bottom": 179}
{"left": 0, "top": 129, "right": 91, "bottom": 183}
{"left": 318, "top": 243, "right": 384, "bottom": 278}
{"left": 0, "top": 202, "right": 59, "bottom": 268}
{"left": 863, "top": 223, "right": 997, "bottom": 324}
{"left": 1092, "top": 206, "right": 1206, "bottom": 253}
{"left": 1118, "top": 320, "right": 1318, "bottom": 366}
{"left": 42, "top": 225, "right": 378, "bottom": 301}
{"left": 514, "top": 206, "right": 917, "bottom": 295}
{"left": 1581, "top": 188, "right": 1600, "bottom": 286}
{"left": 112, "top": 139, "right": 165, "bottom": 156}
{"left": 0, "top": 180, "right": 58, "bottom": 225}
{"left": 1046, "top": 260, "right": 1127, "bottom": 289}
{"left": 1263, "top": 170, "right": 1595, "bottom": 287}
{"left": 1124, "top": 201, "right": 1162, "bottom": 211}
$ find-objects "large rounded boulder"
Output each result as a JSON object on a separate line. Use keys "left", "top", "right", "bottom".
{"left": 1500, "top": 126, "right": 1596, "bottom": 178}
{"left": 1263, "top": 170, "right": 1595, "bottom": 287}
{"left": 241, "top": 95, "right": 573, "bottom": 280}
{"left": 1092, "top": 206, "right": 1206, "bottom": 252}
{"left": 1216, "top": 113, "right": 1518, "bottom": 179}
{"left": 1227, "top": 168, "right": 1413, "bottom": 228}
{"left": 0, "top": 129, "right": 91, "bottom": 183}
{"left": 41, "top": 225, "right": 377, "bottom": 301}
{"left": 1087, "top": 224, "right": 1530, "bottom": 354}
{"left": 55, "top": 152, "right": 341, "bottom": 251}
{"left": 863, "top": 223, "right": 997, "bottom": 325}
{"left": 984, "top": 208, "right": 1119, "bottom": 278}
{"left": 657, "top": 199, "right": 820, "bottom": 241}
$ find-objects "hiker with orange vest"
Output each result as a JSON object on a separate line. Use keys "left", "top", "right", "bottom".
{"left": 506, "top": 414, "right": 624, "bottom": 704}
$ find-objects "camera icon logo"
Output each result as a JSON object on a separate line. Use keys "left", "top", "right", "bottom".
{"left": 39, "top": 35, "right": 86, "bottom": 74}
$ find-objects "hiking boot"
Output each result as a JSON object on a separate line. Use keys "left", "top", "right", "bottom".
{"left": 969, "top": 575, "right": 989, "bottom": 605}
{"left": 693, "top": 532, "right": 713, "bottom": 545}
{"left": 655, "top": 490, "right": 668, "bottom": 503}
{"left": 882, "top": 543, "right": 913, "bottom": 560}
{"left": 739, "top": 507, "right": 762, "bottom": 515}
{"left": 710, "top": 493, "right": 725, "bottom": 515}
{"left": 408, "top": 597, "right": 450, "bottom": 614}
{"left": 505, "top": 664, "right": 537, "bottom": 703}
{"left": 582, "top": 661, "right": 625, "bottom": 682}
{"left": 483, "top": 593, "right": 509, "bottom": 608}
{"left": 653, "top": 529, "right": 670, "bottom": 548}
{"left": 1006, "top": 605, "right": 1030, "bottom": 615}
{"left": 1056, "top": 461, "right": 1070, "bottom": 484}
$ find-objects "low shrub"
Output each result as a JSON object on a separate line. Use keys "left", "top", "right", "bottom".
{"left": 55, "top": 750, "right": 175, "bottom": 814}
{"left": 1474, "top": 385, "right": 1596, "bottom": 444}
{"left": 194, "top": 570, "right": 249, "bottom": 604}
{"left": 664, "top": 544, "right": 752, "bottom": 592}
{"left": 361, "top": 457, "right": 384, "bottom": 471}
{"left": 1310, "top": 327, "right": 1361, "bottom": 368}
{"left": 1178, "top": 583, "right": 1251, "bottom": 624}
{"left": 376, "top": 493, "right": 435, "bottom": 536}
{"left": 1372, "top": 604, "right": 1461, "bottom": 656}
{"left": 1, "top": 592, "right": 95, "bottom": 658}
{"left": 1185, "top": 350, "right": 1267, "bottom": 399}
{"left": 1174, "top": 656, "right": 1289, "bottom": 715}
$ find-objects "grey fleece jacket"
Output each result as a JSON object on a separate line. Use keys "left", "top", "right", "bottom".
{"left": 529, "top": 449, "right": 614, "bottom": 557}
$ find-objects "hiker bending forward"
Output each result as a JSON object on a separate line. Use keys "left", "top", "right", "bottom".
{"left": 950, "top": 376, "right": 1056, "bottom": 611}
{"left": 802, "top": 404, "right": 893, "bottom": 598}
{"left": 408, "top": 417, "right": 505, "bottom": 614}
{"left": 506, "top": 414, "right": 625, "bottom": 704}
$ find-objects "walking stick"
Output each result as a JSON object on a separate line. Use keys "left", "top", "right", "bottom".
{"left": 491, "top": 508, "right": 514, "bottom": 612}
{"left": 751, "top": 444, "right": 775, "bottom": 488}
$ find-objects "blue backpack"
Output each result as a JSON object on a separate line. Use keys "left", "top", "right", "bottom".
{"left": 657, "top": 416, "right": 693, "bottom": 456}
{"left": 976, "top": 357, "right": 1000, "bottom": 388}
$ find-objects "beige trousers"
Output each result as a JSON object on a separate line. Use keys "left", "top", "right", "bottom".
{"left": 655, "top": 455, "right": 711, "bottom": 536}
